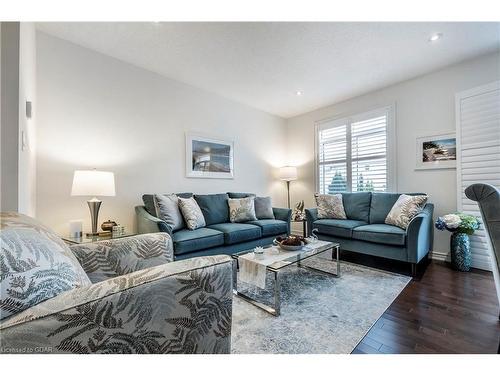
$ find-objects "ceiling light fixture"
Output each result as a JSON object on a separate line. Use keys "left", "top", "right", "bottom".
{"left": 429, "top": 33, "right": 443, "bottom": 42}
{"left": 295, "top": 90, "right": 303, "bottom": 96}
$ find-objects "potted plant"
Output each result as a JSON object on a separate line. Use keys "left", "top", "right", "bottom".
{"left": 435, "top": 213, "right": 480, "bottom": 271}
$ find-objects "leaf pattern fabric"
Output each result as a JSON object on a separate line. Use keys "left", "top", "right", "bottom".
{"left": 385, "top": 194, "right": 428, "bottom": 229}
{"left": 0, "top": 255, "right": 233, "bottom": 354}
{"left": 69, "top": 233, "right": 173, "bottom": 283}
{"left": 178, "top": 197, "right": 206, "bottom": 230}
{"left": 0, "top": 212, "right": 91, "bottom": 320}
{"left": 314, "top": 193, "right": 347, "bottom": 219}
{"left": 228, "top": 197, "right": 257, "bottom": 223}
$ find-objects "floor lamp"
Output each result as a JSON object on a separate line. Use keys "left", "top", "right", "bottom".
{"left": 279, "top": 166, "right": 297, "bottom": 209}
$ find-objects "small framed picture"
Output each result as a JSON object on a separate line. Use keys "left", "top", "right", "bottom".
{"left": 415, "top": 132, "right": 457, "bottom": 170}
{"left": 186, "top": 133, "right": 234, "bottom": 179}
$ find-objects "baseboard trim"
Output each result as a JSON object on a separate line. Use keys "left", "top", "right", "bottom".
{"left": 431, "top": 251, "right": 449, "bottom": 262}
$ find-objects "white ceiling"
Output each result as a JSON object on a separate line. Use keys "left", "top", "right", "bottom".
{"left": 36, "top": 22, "right": 500, "bottom": 118}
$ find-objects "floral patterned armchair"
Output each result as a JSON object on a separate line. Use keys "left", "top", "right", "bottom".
{"left": 0, "top": 213, "right": 233, "bottom": 354}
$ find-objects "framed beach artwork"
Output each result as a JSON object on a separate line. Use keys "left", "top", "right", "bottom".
{"left": 185, "top": 133, "right": 234, "bottom": 179}
{"left": 415, "top": 132, "right": 457, "bottom": 170}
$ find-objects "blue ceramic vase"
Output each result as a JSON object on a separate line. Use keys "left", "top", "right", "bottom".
{"left": 450, "top": 232, "right": 471, "bottom": 272}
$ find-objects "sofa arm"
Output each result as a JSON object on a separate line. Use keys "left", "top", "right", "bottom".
{"left": 305, "top": 208, "right": 319, "bottom": 237}
{"left": 273, "top": 207, "right": 292, "bottom": 234}
{"left": 0, "top": 255, "right": 233, "bottom": 354}
{"left": 135, "top": 205, "right": 172, "bottom": 236}
{"left": 406, "top": 203, "right": 434, "bottom": 264}
{"left": 70, "top": 233, "right": 174, "bottom": 283}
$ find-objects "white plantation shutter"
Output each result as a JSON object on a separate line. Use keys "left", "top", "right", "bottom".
{"left": 456, "top": 81, "right": 500, "bottom": 271}
{"left": 316, "top": 106, "right": 394, "bottom": 194}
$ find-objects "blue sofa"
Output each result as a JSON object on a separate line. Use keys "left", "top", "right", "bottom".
{"left": 136, "top": 192, "right": 291, "bottom": 260}
{"left": 305, "top": 192, "right": 434, "bottom": 275}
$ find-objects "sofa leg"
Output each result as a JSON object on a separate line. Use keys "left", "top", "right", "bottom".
{"left": 411, "top": 263, "right": 417, "bottom": 277}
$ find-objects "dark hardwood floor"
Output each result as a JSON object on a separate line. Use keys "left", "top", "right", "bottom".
{"left": 350, "top": 257, "right": 500, "bottom": 354}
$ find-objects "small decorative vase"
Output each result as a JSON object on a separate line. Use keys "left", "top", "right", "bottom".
{"left": 450, "top": 232, "right": 471, "bottom": 272}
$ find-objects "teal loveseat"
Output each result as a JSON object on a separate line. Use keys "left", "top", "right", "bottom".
{"left": 305, "top": 192, "right": 434, "bottom": 275}
{"left": 136, "top": 192, "right": 291, "bottom": 260}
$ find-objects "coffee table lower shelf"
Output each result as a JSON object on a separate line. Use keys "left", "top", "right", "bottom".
{"left": 232, "top": 243, "right": 340, "bottom": 317}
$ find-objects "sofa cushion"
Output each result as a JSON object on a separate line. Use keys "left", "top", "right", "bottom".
{"left": 194, "top": 193, "right": 229, "bottom": 225}
{"left": 207, "top": 223, "right": 262, "bottom": 245}
{"left": 247, "top": 219, "right": 287, "bottom": 237}
{"left": 228, "top": 197, "right": 257, "bottom": 223}
{"left": 0, "top": 213, "right": 91, "bottom": 320}
{"left": 178, "top": 197, "right": 206, "bottom": 230}
{"left": 142, "top": 193, "right": 193, "bottom": 216}
{"left": 352, "top": 224, "right": 406, "bottom": 246}
{"left": 312, "top": 219, "right": 367, "bottom": 239}
{"left": 254, "top": 197, "right": 275, "bottom": 220}
{"left": 227, "top": 192, "right": 256, "bottom": 199}
{"left": 173, "top": 228, "right": 224, "bottom": 255}
{"left": 385, "top": 194, "right": 428, "bottom": 229}
{"left": 153, "top": 194, "right": 185, "bottom": 231}
{"left": 315, "top": 193, "right": 347, "bottom": 219}
{"left": 370, "top": 193, "right": 401, "bottom": 224}
{"left": 341, "top": 192, "right": 372, "bottom": 222}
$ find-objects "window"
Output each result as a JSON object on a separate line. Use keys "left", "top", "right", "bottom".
{"left": 316, "top": 106, "right": 395, "bottom": 194}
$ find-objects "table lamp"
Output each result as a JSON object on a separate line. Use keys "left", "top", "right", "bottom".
{"left": 71, "top": 170, "right": 116, "bottom": 236}
{"left": 279, "top": 166, "right": 297, "bottom": 208}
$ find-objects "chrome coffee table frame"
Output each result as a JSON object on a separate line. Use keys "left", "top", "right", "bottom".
{"left": 231, "top": 241, "right": 340, "bottom": 316}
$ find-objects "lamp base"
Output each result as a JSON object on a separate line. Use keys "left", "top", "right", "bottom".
{"left": 86, "top": 197, "right": 102, "bottom": 236}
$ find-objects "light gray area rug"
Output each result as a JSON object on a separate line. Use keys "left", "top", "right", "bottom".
{"left": 231, "top": 255, "right": 411, "bottom": 354}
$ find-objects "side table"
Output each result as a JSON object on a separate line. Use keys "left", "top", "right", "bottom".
{"left": 291, "top": 219, "right": 307, "bottom": 237}
{"left": 62, "top": 232, "right": 137, "bottom": 245}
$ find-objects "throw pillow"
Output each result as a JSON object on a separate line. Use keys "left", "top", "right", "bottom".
{"left": 228, "top": 197, "right": 257, "bottom": 223}
{"left": 315, "top": 193, "right": 347, "bottom": 219}
{"left": 153, "top": 194, "right": 185, "bottom": 231}
{"left": 0, "top": 212, "right": 91, "bottom": 320}
{"left": 254, "top": 196, "right": 275, "bottom": 220}
{"left": 385, "top": 194, "right": 428, "bottom": 229}
{"left": 178, "top": 197, "right": 206, "bottom": 230}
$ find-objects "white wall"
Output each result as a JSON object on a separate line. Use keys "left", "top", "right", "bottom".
{"left": 0, "top": 22, "right": 37, "bottom": 214}
{"left": 286, "top": 52, "right": 500, "bottom": 256}
{"left": 36, "top": 32, "right": 287, "bottom": 236}
{"left": 18, "top": 23, "right": 37, "bottom": 216}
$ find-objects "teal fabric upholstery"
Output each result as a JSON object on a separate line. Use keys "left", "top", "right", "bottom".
{"left": 137, "top": 195, "right": 291, "bottom": 259}
{"left": 227, "top": 192, "right": 256, "bottom": 198}
{"left": 313, "top": 219, "right": 367, "bottom": 239}
{"left": 142, "top": 193, "right": 193, "bottom": 216}
{"left": 353, "top": 224, "right": 406, "bottom": 246}
{"left": 175, "top": 235, "right": 278, "bottom": 260}
{"left": 173, "top": 228, "right": 224, "bottom": 255}
{"left": 194, "top": 193, "right": 229, "bottom": 225}
{"left": 342, "top": 192, "right": 371, "bottom": 222}
{"left": 369, "top": 193, "right": 401, "bottom": 223}
{"left": 247, "top": 219, "right": 288, "bottom": 236}
{"left": 305, "top": 194, "right": 434, "bottom": 266}
{"left": 207, "top": 223, "right": 261, "bottom": 245}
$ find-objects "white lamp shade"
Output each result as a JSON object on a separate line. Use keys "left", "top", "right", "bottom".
{"left": 279, "top": 166, "right": 297, "bottom": 181}
{"left": 71, "top": 170, "right": 116, "bottom": 197}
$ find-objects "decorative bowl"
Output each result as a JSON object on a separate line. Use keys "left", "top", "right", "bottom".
{"left": 273, "top": 236, "right": 305, "bottom": 251}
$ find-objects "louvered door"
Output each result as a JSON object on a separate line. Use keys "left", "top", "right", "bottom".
{"left": 456, "top": 81, "right": 500, "bottom": 271}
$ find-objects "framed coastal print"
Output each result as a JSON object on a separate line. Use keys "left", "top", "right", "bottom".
{"left": 415, "top": 132, "right": 457, "bottom": 170}
{"left": 186, "top": 133, "right": 234, "bottom": 179}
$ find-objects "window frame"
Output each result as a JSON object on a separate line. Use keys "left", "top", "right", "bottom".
{"left": 314, "top": 104, "right": 397, "bottom": 194}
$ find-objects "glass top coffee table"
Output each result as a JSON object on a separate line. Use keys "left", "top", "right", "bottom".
{"left": 231, "top": 240, "right": 340, "bottom": 316}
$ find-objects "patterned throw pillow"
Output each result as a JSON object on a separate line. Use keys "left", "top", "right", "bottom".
{"left": 385, "top": 194, "right": 428, "bottom": 229}
{"left": 0, "top": 212, "right": 91, "bottom": 320}
{"left": 154, "top": 194, "right": 185, "bottom": 231}
{"left": 228, "top": 197, "right": 257, "bottom": 223}
{"left": 254, "top": 196, "right": 275, "bottom": 220}
{"left": 315, "top": 193, "right": 347, "bottom": 219}
{"left": 178, "top": 197, "right": 206, "bottom": 230}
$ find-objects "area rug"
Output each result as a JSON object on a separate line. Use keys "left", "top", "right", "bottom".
{"left": 231, "top": 255, "right": 411, "bottom": 354}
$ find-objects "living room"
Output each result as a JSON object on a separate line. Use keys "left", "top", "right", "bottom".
{"left": 1, "top": 0, "right": 499, "bottom": 370}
